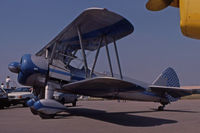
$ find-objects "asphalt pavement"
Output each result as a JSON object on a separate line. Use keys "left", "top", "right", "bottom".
{"left": 0, "top": 100, "right": 200, "bottom": 133}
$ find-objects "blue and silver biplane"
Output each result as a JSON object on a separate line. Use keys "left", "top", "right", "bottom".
{"left": 8, "top": 8, "right": 200, "bottom": 119}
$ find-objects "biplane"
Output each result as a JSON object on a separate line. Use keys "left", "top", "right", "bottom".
{"left": 8, "top": 8, "right": 200, "bottom": 119}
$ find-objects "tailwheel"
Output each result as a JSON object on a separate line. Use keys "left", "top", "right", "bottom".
{"left": 38, "top": 112, "right": 55, "bottom": 119}
{"left": 158, "top": 105, "right": 165, "bottom": 111}
{"left": 157, "top": 103, "right": 167, "bottom": 111}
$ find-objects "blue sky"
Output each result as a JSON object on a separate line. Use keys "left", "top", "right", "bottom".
{"left": 1, "top": 0, "right": 200, "bottom": 86}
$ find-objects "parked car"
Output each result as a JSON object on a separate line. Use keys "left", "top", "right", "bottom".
{"left": 0, "top": 88, "right": 10, "bottom": 109}
{"left": 8, "top": 87, "right": 34, "bottom": 107}
{"left": 53, "top": 91, "right": 78, "bottom": 106}
{"left": 4, "top": 88, "right": 15, "bottom": 93}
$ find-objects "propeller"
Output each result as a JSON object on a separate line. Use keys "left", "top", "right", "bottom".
{"left": 146, "top": 0, "right": 174, "bottom": 11}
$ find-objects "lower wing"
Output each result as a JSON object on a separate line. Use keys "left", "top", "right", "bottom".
{"left": 60, "top": 77, "right": 145, "bottom": 98}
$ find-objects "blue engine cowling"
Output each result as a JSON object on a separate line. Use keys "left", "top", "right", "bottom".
{"left": 9, "top": 54, "right": 48, "bottom": 87}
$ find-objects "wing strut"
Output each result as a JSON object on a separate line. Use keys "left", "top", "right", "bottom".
{"left": 77, "top": 26, "right": 89, "bottom": 78}
{"left": 45, "top": 49, "right": 49, "bottom": 59}
{"left": 105, "top": 37, "right": 114, "bottom": 77}
{"left": 90, "top": 36, "right": 103, "bottom": 78}
{"left": 113, "top": 38, "right": 123, "bottom": 79}
{"left": 49, "top": 42, "right": 58, "bottom": 65}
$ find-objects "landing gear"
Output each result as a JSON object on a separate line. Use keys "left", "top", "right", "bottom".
{"left": 158, "top": 105, "right": 165, "bottom": 111}
{"left": 45, "top": 83, "right": 54, "bottom": 99}
{"left": 30, "top": 108, "right": 38, "bottom": 115}
{"left": 157, "top": 103, "right": 167, "bottom": 111}
{"left": 38, "top": 112, "right": 55, "bottom": 119}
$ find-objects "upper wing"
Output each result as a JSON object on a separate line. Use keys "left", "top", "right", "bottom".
{"left": 149, "top": 85, "right": 200, "bottom": 98}
{"left": 36, "top": 7, "right": 134, "bottom": 57}
{"left": 60, "top": 77, "right": 145, "bottom": 98}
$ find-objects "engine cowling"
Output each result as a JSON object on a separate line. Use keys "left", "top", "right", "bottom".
{"left": 8, "top": 54, "right": 48, "bottom": 87}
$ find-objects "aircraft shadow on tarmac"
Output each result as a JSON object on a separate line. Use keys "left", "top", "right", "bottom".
{"left": 54, "top": 108, "right": 179, "bottom": 127}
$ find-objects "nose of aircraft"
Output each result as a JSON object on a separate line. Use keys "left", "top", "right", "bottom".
{"left": 8, "top": 62, "right": 21, "bottom": 73}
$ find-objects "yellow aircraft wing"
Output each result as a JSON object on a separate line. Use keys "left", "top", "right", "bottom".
{"left": 146, "top": 0, "right": 200, "bottom": 40}
{"left": 180, "top": 0, "right": 200, "bottom": 39}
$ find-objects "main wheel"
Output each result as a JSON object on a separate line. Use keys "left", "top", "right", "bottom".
{"left": 38, "top": 112, "right": 55, "bottom": 119}
{"left": 30, "top": 108, "right": 38, "bottom": 115}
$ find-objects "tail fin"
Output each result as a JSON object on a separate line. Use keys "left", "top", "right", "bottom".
{"left": 152, "top": 67, "right": 180, "bottom": 87}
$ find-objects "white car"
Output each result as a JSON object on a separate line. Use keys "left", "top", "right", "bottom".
{"left": 8, "top": 87, "right": 34, "bottom": 107}
{"left": 53, "top": 91, "right": 78, "bottom": 106}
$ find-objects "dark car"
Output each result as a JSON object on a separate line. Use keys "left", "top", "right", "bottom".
{"left": 0, "top": 88, "right": 10, "bottom": 109}
{"left": 4, "top": 88, "right": 15, "bottom": 93}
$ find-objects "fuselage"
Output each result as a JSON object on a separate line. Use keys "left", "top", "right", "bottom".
{"left": 8, "top": 54, "right": 168, "bottom": 103}
{"left": 9, "top": 54, "right": 87, "bottom": 87}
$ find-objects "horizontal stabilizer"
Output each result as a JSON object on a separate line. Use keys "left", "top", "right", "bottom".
{"left": 181, "top": 86, "right": 200, "bottom": 94}
{"left": 149, "top": 85, "right": 200, "bottom": 98}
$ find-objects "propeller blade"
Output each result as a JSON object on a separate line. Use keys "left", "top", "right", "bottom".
{"left": 146, "top": 0, "right": 173, "bottom": 11}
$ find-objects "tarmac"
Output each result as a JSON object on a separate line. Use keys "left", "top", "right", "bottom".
{"left": 0, "top": 100, "right": 200, "bottom": 133}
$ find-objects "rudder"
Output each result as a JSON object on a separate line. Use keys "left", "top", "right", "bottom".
{"left": 152, "top": 67, "right": 180, "bottom": 87}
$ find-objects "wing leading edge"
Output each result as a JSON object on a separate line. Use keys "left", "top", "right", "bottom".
{"left": 60, "top": 77, "right": 145, "bottom": 99}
